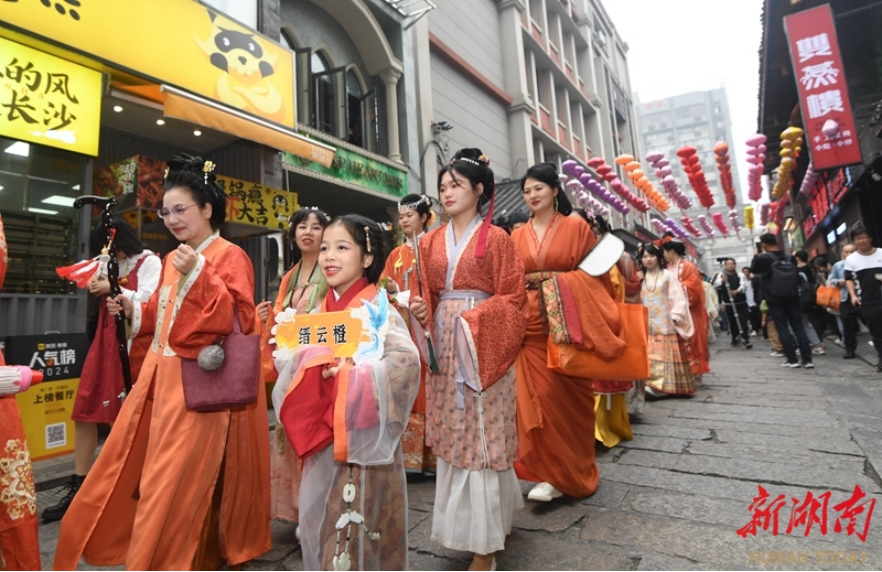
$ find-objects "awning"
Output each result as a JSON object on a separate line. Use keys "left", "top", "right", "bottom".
{"left": 160, "top": 85, "right": 336, "bottom": 168}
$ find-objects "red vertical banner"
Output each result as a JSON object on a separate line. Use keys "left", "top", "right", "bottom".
{"left": 784, "top": 4, "right": 862, "bottom": 170}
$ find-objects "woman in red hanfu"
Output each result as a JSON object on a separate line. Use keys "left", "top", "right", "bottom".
{"left": 662, "top": 236, "right": 711, "bottom": 379}
{"left": 410, "top": 149, "right": 527, "bottom": 571}
{"left": 381, "top": 193, "right": 436, "bottom": 474}
{"left": 0, "top": 211, "right": 41, "bottom": 571}
{"left": 42, "top": 217, "right": 160, "bottom": 523}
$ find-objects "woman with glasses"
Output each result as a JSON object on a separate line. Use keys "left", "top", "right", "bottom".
{"left": 53, "top": 154, "right": 271, "bottom": 570}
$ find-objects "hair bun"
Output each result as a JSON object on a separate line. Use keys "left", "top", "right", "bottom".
{"left": 452, "top": 148, "right": 490, "bottom": 167}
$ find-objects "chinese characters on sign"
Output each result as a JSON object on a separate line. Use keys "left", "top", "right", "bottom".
{"left": 738, "top": 485, "right": 875, "bottom": 542}
{"left": 0, "top": 37, "right": 102, "bottom": 156}
{"left": 784, "top": 5, "right": 862, "bottom": 170}
{"left": 216, "top": 175, "right": 299, "bottom": 232}
{"left": 801, "top": 168, "right": 850, "bottom": 239}
{"left": 274, "top": 311, "right": 366, "bottom": 359}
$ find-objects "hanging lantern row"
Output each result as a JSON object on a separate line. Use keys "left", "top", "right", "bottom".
{"left": 680, "top": 215, "right": 702, "bottom": 238}
{"left": 713, "top": 141, "right": 738, "bottom": 210}
{"left": 744, "top": 205, "right": 755, "bottom": 230}
{"left": 712, "top": 212, "right": 730, "bottom": 236}
{"left": 650, "top": 218, "right": 673, "bottom": 236}
{"left": 613, "top": 154, "right": 670, "bottom": 213}
{"left": 560, "top": 161, "right": 627, "bottom": 214}
{"left": 587, "top": 157, "right": 650, "bottom": 213}
{"left": 664, "top": 217, "right": 690, "bottom": 241}
{"left": 698, "top": 214, "right": 716, "bottom": 239}
{"left": 799, "top": 161, "right": 819, "bottom": 197}
{"left": 745, "top": 134, "right": 767, "bottom": 202}
{"left": 677, "top": 145, "right": 715, "bottom": 210}
{"left": 645, "top": 151, "right": 693, "bottom": 210}
{"left": 771, "top": 126, "right": 804, "bottom": 199}
{"left": 729, "top": 209, "right": 743, "bottom": 234}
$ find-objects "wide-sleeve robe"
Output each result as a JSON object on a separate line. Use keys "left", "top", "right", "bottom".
{"left": 380, "top": 240, "right": 434, "bottom": 472}
{"left": 0, "top": 212, "right": 41, "bottom": 572}
{"left": 272, "top": 284, "right": 420, "bottom": 570}
{"left": 414, "top": 217, "right": 527, "bottom": 554}
{"left": 511, "top": 214, "right": 626, "bottom": 496}
{"left": 52, "top": 236, "right": 271, "bottom": 571}
{"left": 675, "top": 258, "right": 711, "bottom": 376}
{"left": 260, "top": 261, "right": 328, "bottom": 523}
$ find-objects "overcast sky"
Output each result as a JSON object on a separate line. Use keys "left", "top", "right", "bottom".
{"left": 604, "top": 0, "right": 765, "bottom": 203}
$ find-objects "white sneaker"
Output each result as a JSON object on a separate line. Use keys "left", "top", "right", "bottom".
{"left": 527, "top": 482, "right": 563, "bottom": 502}
{"left": 835, "top": 338, "right": 844, "bottom": 347}
{"left": 779, "top": 361, "right": 801, "bottom": 368}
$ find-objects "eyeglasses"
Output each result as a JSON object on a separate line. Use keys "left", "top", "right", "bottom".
{"left": 157, "top": 204, "right": 197, "bottom": 219}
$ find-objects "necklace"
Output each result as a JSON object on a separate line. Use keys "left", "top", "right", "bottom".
{"left": 284, "top": 262, "right": 319, "bottom": 309}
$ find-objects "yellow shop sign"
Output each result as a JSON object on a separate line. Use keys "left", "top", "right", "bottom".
{"left": 0, "top": 0, "right": 296, "bottom": 128}
{"left": 0, "top": 37, "right": 102, "bottom": 156}
{"left": 216, "top": 175, "right": 299, "bottom": 232}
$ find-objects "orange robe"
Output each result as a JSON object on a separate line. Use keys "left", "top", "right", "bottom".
{"left": 511, "top": 214, "right": 626, "bottom": 497}
{"left": 381, "top": 242, "right": 434, "bottom": 471}
{"left": 675, "top": 258, "right": 711, "bottom": 376}
{"left": 0, "top": 212, "right": 41, "bottom": 572}
{"left": 52, "top": 236, "right": 271, "bottom": 570}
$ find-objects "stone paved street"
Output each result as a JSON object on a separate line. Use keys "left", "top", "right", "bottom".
{"left": 35, "top": 333, "right": 882, "bottom": 570}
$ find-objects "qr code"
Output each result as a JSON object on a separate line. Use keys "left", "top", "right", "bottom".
{"left": 45, "top": 422, "right": 67, "bottom": 449}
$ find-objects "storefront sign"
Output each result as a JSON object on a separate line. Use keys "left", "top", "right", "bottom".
{"left": 94, "top": 156, "right": 299, "bottom": 234}
{"left": 283, "top": 145, "right": 407, "bottom": 199}
{"left": 1, "top": 0, "right": 296, "bottom": 128}
{"left": 784, "top": 4, "right": 862, "bottom": 170}
{"left": 217, "top": 175, "right": 299, "bottom": 232}
{"left": 6, "top": 333, "right": 89, "bottom": 460}
{"left": 274, "top": 312, "right": 366, "bottom": 358}
{"left": 801, "top": 168, "right": 851, "bottom": 238}
{"left": 0, "top": 37, "right": 102, "bottom": 156}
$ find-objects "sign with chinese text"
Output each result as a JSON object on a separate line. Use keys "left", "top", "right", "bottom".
{"left": 784, "top": 4, "right": 862, "bottom": 170}
{"left": 0, "top": 0, "right": 296, "bottom": 128}
{"left": 0, "top": 37, "right": 102, "bottom": 156}
{"left": 801, "top": 167, "right": 850, "bottom": 239}
{"left": 217, "top": 175, "right": 299, "bottom": 232}
{"left": 274, "top": 312, "right": 366, "bottom": 358}
{"left": 6, "top": 333, "right": 89, "bottom": 460}
{"left": 283, "top": 143, "right": 408, "bottom": 200}
{"left": 94, "top": 155, "right": 166, "bottom": 209}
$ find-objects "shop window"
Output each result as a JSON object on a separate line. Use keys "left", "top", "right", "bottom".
{"left": 0, "top": 136, "right": 82, "bottom": 294}
{"left": 310, "top": 52, "right": 340, "bottom": 136}
{"left": 345, "top": 70, "right": 377, "bottom": 153}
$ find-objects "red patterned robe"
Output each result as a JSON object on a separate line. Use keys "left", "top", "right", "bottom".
{"left": 0, "top": 212, "right": 41, "bottom": 571}
{"left": 675, "top": 258, "right": 711, "bottom": 376}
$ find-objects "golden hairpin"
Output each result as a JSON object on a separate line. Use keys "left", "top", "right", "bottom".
{"left": 203, "top": 160, "right": 216, "bottom": 184}
{"left": 365, "top": 225, "right": 372, "bottom": 253}
{"left": 163, "top": 167, "right": 169, "bottom": 180}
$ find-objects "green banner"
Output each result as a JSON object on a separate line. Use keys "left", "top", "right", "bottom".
{"left": 282, "top": 144, "right": 407, "bottom": 199}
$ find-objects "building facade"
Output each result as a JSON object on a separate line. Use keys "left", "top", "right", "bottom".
{"left": 758, "top": 0, "right": 882, "bottom": 258}
{"left": 414, "top": 0, "right": 643, "bottom": 229}
{"left": 0, "top": 0, "right": 425, "bottom": 337}
{"left": 635, "top": 88, "right": 753, "bottom": 273}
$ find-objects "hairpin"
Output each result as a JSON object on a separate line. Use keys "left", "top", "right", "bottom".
{"left": 455, "top": 157, "right": 481, "bottom": 167}
{"left": 365, "top": 225, "right": 372, "bottom": 253}
{"left": 378, "top": 222, "right": 393, "bottom": 232}
{"left": 203, "top": 160, "right": 216, "bottom": 184}
{"left": 478, "top": 154, "right": 490, "bottom": 165}
{"left": 163, "top": 167, "right": 169, "bottom": 180}
{"left": 397, "top": 194, "right": 432, "bottom": 212}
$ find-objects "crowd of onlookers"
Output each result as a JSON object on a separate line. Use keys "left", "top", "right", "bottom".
{"left": 701, "top": 226, "right": 882, "bottom": 372}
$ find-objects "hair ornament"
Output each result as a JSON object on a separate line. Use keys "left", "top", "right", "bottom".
{"left": 397, "top": 194, "right": 432, "bottom": 212}
{"left": 203, "top": 160, "right": 216, "bottom": 184}
{"left": 453, "top": 154, "right": 490, "bottom": 167}
{"left": 378, "top": 222, "right": 393, "bottom": 232}
{"left": 163, "top": 167, "right": 169, "bottom": 180}
{"left": 365, "top": 225, "right": 372, "bottom": 253}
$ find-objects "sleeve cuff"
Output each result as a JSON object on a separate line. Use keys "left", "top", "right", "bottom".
{"left": 177, "top": 254, "right": 205, "bottom": 300}
{"left": 131, "top": 302, "right": 142, "bottom": 339}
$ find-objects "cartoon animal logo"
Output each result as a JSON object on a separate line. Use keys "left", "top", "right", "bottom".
{"left": 195, "top": 10, "right": 285, "bottom": 123}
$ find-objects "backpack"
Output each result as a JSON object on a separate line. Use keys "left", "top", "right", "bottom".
{"left": 766, "top": 253, "right": 800, "bottom": 299}
{"left": 800, "top": 274, "right": 819, "bottom": 312}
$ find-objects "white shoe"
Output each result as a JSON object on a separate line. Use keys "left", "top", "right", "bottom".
{"left": 835, "top": 338, "right": 844, "bottom": 347}
{"left": 527, "top": 482, "right": 563, "bottom": 502}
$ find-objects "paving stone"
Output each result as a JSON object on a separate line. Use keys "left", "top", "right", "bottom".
{"left": 685, "top": 440, "right": 867, "bottom": 473}
{"left": 496, "top": 528, "right": 635, "bottom": 571}
{"left": 672, "top": 454, "right": 882, "bottom": 494}
{"left": 407, "top": 512, "right": 472, "bottom": 564}
{"left": 281, "top": 548, "right": 303, "bottom": 571}
{"left": 630, "top": 424, "right": 712, "bottom": 441}
{"left": 579, "top": 506, "right": 877, "bottom": 570}
{"left": 616, "top": 434, "right": 692, "bottom": 454}
{"left": 582, "top": 479, "right": 630, "bottom": 509}
{"left": 408, "top": 550, "right": 469, "bottom": 571}
{"left": 616, "top": 449, "right": 681, "bottom": 470}
{"left": 252, "top": 519, "right": 298, "bottom": 563}
{"left": 514, "top": 494, "right": 590, "bottom": 532}
{"left": 408, "top": 508, "right": 431, "bottom": 532}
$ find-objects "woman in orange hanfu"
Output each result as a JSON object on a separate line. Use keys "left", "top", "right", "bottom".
{"left": 0, "top": 211, "right": 41, "bottom": 571}
{"left": 576, "top": 210, "right": 641, "bottom": 448}
{"left": 410, "top": 149, "right": 527, "bottom": 571}
{"left": 52, "top": 154, "right": 271, "bottom": 571}
{"left": 257, "top": 207, "right": 329, "bottom": 524}
{"left": 272, "top": 215, "right": 420, "bottom": 570}
{"left": 661, "top": 236, "right": 711, "bottom": 379}
{"left": 380, "top": 193, "right": 436, "bottom": 473}
{"left": 511, "top": 163, "right": 627, "bottom": 502}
